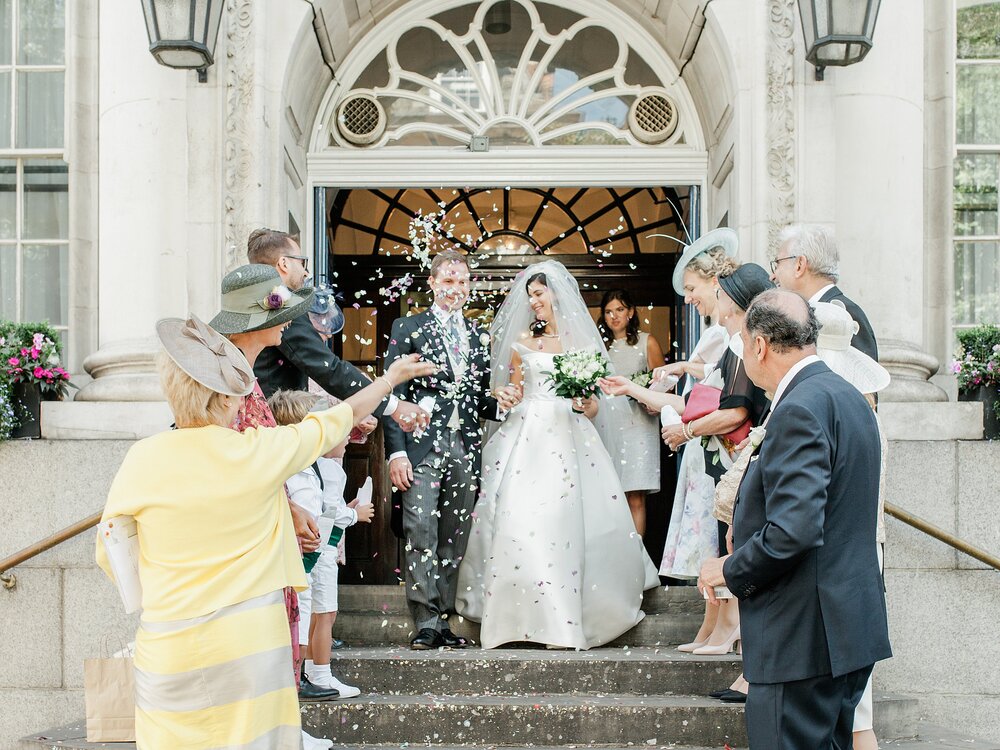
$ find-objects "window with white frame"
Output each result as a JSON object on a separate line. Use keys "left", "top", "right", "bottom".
{"left": 0, "top": 0, "right": 68, "bottom": 343}
{"left": 954, "top": 0, "right": 1000, "bottom": 331}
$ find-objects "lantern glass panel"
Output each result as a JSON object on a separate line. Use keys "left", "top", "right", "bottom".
{"left": 831, "top": 1, "right": 867, "bottom": 35}
{"left": 799, "top": 0, "right": 817, "bottom": 44}
{"left": 191, "top": 0, "right": 209, "bottom": 43}
{"left": 205, "top": 0, "right": 223, "bottom": 57}
{"left": 153, "top": 0, "right": 192, "bottom": 42}
{"left": 155, "top": 47, "right": 206, "bottom": 68}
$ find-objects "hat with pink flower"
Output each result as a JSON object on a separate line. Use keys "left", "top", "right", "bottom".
{"left": 210, "top": 263, "right": 314, "bottom": 334}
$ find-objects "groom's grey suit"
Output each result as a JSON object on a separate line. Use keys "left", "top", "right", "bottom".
{"left": 724, "top": 360, "right": 891, "bottom": 749}
{"left": 384, "top": 308, "right": 500, "bottom": 632}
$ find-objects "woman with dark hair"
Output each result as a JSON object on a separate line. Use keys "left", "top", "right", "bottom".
{"left": 598, "top": 289, "right": 665, "bottom": 535}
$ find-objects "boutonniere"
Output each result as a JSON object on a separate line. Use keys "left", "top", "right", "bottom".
{"left": 748, "top": 425, "right": 767, "bottom": 449}
{"left": 479, "top": 331, "right": 491, "bottom": 347}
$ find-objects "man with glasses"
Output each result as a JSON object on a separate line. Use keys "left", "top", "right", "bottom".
{"left": 249, "top": 227, "right": 429, "bottom": 431}
{"left": 768, "top": 224, "right": 878, "bottom": 360}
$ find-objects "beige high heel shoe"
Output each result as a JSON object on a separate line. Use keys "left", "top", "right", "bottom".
{"left": 692, "top": 625, "right": 741, "bottom": 655}
{"left": 676, "top": 639, "right": 707, "bottom": 653}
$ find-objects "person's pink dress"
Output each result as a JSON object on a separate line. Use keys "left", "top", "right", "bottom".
{"left": 233, "top": 381, "right": 302, "bottom": 686}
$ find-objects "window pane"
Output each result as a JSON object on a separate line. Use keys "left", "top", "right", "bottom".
{"left": 954, "top": 152, "right": 999, "bottom": 235}
{"left": 0, "top": 244, "right": 14, "bottom": 320}
{"left": 23, "top": 158, "right": 66, "bottom": 239}
{"left": 15, "top": 70, "right": 64, "bottom": 148}
{"left": 0, "top": 158, "right": 14, "bottom": 239}
{"left": 957, "top": 2, "right": 1000, "bottom": 60}
{"left": 0, "top": 71, "right": 10, "bottom": 148}
{"left": 957, "top": 64, "right": 1000, "bottom": 144}
{"left": 21, "top": 243, "right": 67, "bottom": 325}
{"left": 0, "top": 0, "right": 11, "bottom": 65}
{"left": 17, "top": 0, "right": 64, "bottom": 65}
{"left": 954, "top": 240, "right": 1000, "bottom": 325}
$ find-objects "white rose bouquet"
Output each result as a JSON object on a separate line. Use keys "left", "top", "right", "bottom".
{"left": 543, "top": 349, "right": 611, "bottom": 400}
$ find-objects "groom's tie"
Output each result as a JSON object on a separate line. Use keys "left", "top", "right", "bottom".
{"left": 445, "top": 314, "right": 466, "bottom": 431}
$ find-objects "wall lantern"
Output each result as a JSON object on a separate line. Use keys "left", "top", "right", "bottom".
{"left": 796, "top": 0, "right": 882, "bottom": 80}
{"left": 140, "top": 0, "right": 226, "bottom": 82}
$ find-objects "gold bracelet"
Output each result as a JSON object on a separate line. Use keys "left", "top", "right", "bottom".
{"left": 380, "top": 375, "right": 395, "bottom": 393}
{"left": 684, "top": 422, "right": 696, "bottom": 441}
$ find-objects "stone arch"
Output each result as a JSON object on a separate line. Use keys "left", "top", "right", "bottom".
{"left": 278, "top": 0, "right": 739, "bottom": 176}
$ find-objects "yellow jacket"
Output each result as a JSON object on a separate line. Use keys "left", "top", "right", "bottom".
{"left": 96, "top": 404, "right": 353, "bottom": 622}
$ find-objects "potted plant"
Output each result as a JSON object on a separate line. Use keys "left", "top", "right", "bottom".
{"left": 0, "top": 322, "right": 75, "bottom": 440}
{"left": 951, "top": 324, "right": 1000, "bottom": 440}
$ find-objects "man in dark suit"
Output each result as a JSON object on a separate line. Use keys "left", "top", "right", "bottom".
{"left": 699, "top": 289, "right": 891, "bottom": 749}
{"left": 769, "top": 224, "right": 878, "bottom": 360}
{"left": 384, "top": 249, "right": 521, "bottom": 650}
{"left": 248, "top": 228, "right": 427, "bottom": 431}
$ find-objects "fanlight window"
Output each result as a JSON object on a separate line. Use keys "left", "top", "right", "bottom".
{"left": 326, "top": 0, "right": 691, "bottom": 148}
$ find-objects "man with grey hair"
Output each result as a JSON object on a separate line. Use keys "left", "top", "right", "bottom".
{"left": 769, "top": 224, "right": 878, "bottom": 360}
{"left": 698, "top": 289, "right": 890, "bottom": 749}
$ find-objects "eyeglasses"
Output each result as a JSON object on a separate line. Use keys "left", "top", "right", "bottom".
{"left": 769, "top": 255, "right": 797, "bottom": 273}
{"left": 283, "top": 254, "right": 309, "bottom": 272}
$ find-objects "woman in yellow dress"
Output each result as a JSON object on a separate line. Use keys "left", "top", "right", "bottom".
{"left": 96, "top": 315, "right": 432, "bottom": 749}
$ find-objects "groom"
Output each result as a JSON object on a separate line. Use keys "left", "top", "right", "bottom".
{"left": 384, "top": 250, "right": 521, "bottom": 650}
{"left": 699, "top": 290, "right": 890, "bottom": 749}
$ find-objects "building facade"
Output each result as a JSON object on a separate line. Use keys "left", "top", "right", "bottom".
{"left": 1, "top": 0, "right": 958, "bottom": 403}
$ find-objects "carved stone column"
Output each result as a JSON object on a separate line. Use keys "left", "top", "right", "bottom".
{"left": 76, "top": 1, "right": 190, "bottom": 401}
{"left": 879, "top": 340, "right": 948, "bottom": 403}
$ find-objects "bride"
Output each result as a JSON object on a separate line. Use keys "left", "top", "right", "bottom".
{"left": 456, "top": 260, "right": 658, "bottom": 649}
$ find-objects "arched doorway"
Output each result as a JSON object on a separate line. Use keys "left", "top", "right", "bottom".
{"left": 303, "top": 0, "right": 711, "bottom": 583}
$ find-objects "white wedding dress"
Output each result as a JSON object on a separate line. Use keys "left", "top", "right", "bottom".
{"left": 456, "top": 342, "right": 659, "bottom": 650}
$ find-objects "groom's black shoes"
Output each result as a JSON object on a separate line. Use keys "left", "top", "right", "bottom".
{"left": 440, "top": 628, "right": 468, "bottom": 648}
{"left": 410, "top": 627, "right": 444, "bottom": 650}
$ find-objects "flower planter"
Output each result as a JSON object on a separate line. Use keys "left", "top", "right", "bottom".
{"left": 10, "top": 380, "right": 41, "bottom": 439}
{"left": 959, "top": 385, "right": 1000, "bottom": 440}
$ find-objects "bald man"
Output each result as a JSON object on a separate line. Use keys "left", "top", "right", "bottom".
{"left": 699, "top": 290, "right": 891, "bottom": 749}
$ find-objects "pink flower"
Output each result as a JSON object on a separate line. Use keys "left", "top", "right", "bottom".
{"left": 30, "top": 348, "right": 39, "bottom": 359}
{"left": 20, "top": 348, "right": 28, "bottom": 356}
{"left": 7, "top": 357, "right": 18, "bottom": 366}
{"left": 33, "top": 366, "right": 45, "bottom": 378}
{"left": 950, "top": 361, "right": 962, "bottom": 374}
{"left": 32, "top": 333, "right": 45, "bottom": 349}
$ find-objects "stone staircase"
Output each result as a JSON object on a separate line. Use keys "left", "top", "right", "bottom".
{"left": 19, "top": 585, "right": 1000, "bottom": 749}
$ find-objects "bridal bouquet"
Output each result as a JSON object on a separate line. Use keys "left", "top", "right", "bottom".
{"left": 543, "top": 349, "right": 611, "bottom": 399}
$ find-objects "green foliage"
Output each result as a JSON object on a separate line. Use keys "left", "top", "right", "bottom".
{"left": 958, "top": 4, "right": 1000, "bottom": 59}
{"left": 952, "top": 324, "right": 1000, "bottom": 394}
{"left": 0, "top": 320, "right": 72, "bottom": 440}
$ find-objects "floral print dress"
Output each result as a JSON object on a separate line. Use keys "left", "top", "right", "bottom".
{"left": 232, "top": 380, "right": 302, "bottom": 685}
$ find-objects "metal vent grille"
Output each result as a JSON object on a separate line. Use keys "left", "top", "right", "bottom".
{"left": 628, "top": 93, "right": 677, "bottom": 144}
{"left": 336, "top": 94, "right": 386, "bottom": 146}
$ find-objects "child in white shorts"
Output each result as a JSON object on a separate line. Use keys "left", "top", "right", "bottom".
{"left": 303, "top": 444, "right": 374, "bottom": 697}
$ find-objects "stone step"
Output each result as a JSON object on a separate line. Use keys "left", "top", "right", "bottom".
{"left": 332, "top": 610, "right": 702, "bottom": 648}
{"left": 337, "top": 584, "right": 705, "bottom": 616}
{"left": 331, "top": 646, "right": 743, "bottom": 696}
{"left": 300, "top": 693, "right": 748, "bottom": 747}
{"left": 24, "top": 714, "right": 992, "bottom": 750}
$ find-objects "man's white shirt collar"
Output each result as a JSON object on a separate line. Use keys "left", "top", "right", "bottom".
{"left": 432, "top": 304, "right": 462, "bottom": 328}
{"left": 808, "top": 284, "right": 836, "bottom": 304}
{"left": 771, "top": 354, "right": 821, "bottom": 409}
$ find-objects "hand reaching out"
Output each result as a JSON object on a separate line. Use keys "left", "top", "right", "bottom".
{"left": 493, "top": 384, "right": 523, "bottom": 411}
{"left": 599, "top": 375, "right": 634, "bottom": 398}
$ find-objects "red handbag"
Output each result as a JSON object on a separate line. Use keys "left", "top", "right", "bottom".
{"left": 682, "top": 383, "right": 752, "bottom": 446}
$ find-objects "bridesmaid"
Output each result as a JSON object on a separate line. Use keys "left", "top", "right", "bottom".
{"left": 597, "top": 289, "right": 665, "bottom": 536}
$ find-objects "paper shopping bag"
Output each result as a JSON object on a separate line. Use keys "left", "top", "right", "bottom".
{"left": 83, "top": 655, "right": 136, "bottom": 742}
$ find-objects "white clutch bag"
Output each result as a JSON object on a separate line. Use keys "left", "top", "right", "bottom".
{"left": 98, "top": 516, "right": 143, "bottom": 614}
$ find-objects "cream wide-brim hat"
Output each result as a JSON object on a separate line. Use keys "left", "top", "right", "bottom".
{"left": 670, "top": 227, "right": 740, "bottom": 295}
{"left": 156, "top": 315, "right": 256, "bottom": 397}
{"left": 812, "top": 300, "right": 890, "bottom": 395}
